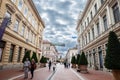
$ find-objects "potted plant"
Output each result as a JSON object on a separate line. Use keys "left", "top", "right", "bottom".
{"left": 105, "top": 31, "right": 120, "bottom": 80}
{"left": 71, "top": 56, "right": 76, "bottom": 68}
{"left": 22, "top": 50, "right": 31, "bottom": 63}
{"left": 40, "top": 56, "right": 46, "bottom": 67}
{"left": 76, "top": 54, "right": 81, "bottom": 72}
{"left": 31, "top": 52, "right": 38, "bottom": 63}
{"left": 79, "top": 52, "right": 88, "bottom": 73}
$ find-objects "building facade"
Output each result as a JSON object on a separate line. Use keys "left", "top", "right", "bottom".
{"left": 76, "top": 0, "right": 120, "bottom": 70}
{"left": 42, "top": 40, "right": 58, "bottom": 62}
{"left": 66, "top": 47, "right": 78, "bottom": 63}
{"left": 0, "top": 0, "right": 45, "bottom": 69}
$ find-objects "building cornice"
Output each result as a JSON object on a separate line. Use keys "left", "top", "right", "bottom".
{"left": 28, "top": 0, "right": 45, "bottom": 28}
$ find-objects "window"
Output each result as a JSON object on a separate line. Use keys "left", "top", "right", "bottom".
{"left": 24, "top": 6, "right": 28, "bottom": 17}
{"left": 94, "top": 4, "right": 97, "bottom": 13}
{"left": 85, "top": 35, "right": 87, "bottom": 44}
{"left": 85, "top": 22, "right": 86, "bottom": 27}
{"left": 0, "top": 48, "right": 3, "bottom": 62}
{"left": 18, "top": 0, "right": 23, "bottom": 10}
{"left": 101, "top": 0, "right": 105, "bottom": 4}
{"left": 21, "top": 25, "right": 25, "bottom": 36}
{"left": 9, "top": 44, "right": 15, "bottom": 62}
{"left": 88, "top": 32, "right": 90, "bottom": 42}
{"left": 5, "top": 11, "right": 11, "bottom": 18}
{"left": 17, "top": 47, "right": 22, "bottom": 62}
{"left": 11, "top": 0, "right": 16, "bottom": 3}
{"left": 112, "top": 3, "right": 120, "bottom": 23}
{"left": 26, "top": 28, "right": 28, "bottom": 39}
{"left": 14, "top": 20, "right": 19, "bottom": 32}
{"left": 87, "top": 17, "right": 89, "bottom": 24}
{"left": 103, "top": 15, "right": 108, "bottom": 31}
{"left": 92, "top": 28, "right": 95, "bottom": 39}
{"left": 97, "top": 22, "right": 100, "bottom": 35}
{"left": 90, "top": 11, "right": 93, "bottom": 19}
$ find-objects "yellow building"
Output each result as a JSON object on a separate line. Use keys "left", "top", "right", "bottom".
{"left": 0, "top": 0, "right": 45, "bottom": 69}
{"left": 77, "top": 0, "right": 120, "bottom": 71}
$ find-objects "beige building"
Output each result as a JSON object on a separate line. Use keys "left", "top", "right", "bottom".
{"left": 76, "top": 0, "right": 120, "bottom": 70}
{"left": 0, "top": 0, "right": 45, "bottom": 69}
{"left": 66, "top": 47, "right": 78, "bottom": 63}
{"left": 42, "top": 40, "right": 58, "bottom": 62}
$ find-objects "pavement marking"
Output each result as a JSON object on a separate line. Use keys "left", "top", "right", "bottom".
{"left": 70, "top": 68, "right": 86, "bottom": 80}
{"left": 8, "top": 68, "right": 44, "bottom": 80}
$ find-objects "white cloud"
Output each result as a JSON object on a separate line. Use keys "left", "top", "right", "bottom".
{"left": 33, "top": 0, "right": 87, "bottom": 55}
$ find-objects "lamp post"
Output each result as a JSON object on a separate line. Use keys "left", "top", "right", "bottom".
{"left": 0, "top": 17, "right": 11, "bottom": 41}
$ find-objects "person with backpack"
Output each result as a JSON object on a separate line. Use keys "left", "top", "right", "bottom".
{"left": 30, "top": 59, "right": 36, "bottom": 79}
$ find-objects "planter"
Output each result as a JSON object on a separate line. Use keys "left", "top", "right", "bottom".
{"left": 80, "top": 65, "right": 88, "bottom": 73}
{"left": 72, "top": 64, "right": 76, "bottom": 68}
{"left": 40, "top": 63, "right": 46, "bottom": 68}
{"left": 112, "top": 70, "right": 120, "bottom": 80}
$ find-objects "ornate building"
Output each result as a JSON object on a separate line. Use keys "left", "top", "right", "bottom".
{"left": 42, "top": 40, "right": 58, "bottom": 62}
{"left": 0, "top": 0, "right": 45, "bottom": 69}
{"left": 76, "top": 0, "right": 120, "bottom": 70}
{"left": 66, "top": 47, "right": 78, "bottom": 64}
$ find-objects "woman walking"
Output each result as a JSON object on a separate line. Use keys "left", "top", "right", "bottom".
{"left": 30, "top": 59, "right": 36, "bottom": 79}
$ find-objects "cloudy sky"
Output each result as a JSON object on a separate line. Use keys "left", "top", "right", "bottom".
{"left": 33, "top": 0, "right": 87, "bottom": 56}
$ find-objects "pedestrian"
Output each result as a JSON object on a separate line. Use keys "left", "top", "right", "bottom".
{"left": 48, "top": 60, "right": 52, "bottom": 71}
{"left": 30, "top": 59, "right": 37, "bottom": 79}
{"left": 23, "top": 58, "right": 31, "bottom": 79}
{"left": 53, "top": 62, "right": 56, "bottom": 72}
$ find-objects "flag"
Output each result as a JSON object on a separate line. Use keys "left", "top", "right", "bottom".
{"left": 0, "top": 17, "right": 10, "bottom": 40}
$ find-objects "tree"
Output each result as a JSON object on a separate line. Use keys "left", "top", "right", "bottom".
{"left": 76, "top": 54, "right": 81, "bottom": 65}
{"left": 79, "top": 52, "right": 88, "bottom": 65}
{"left": 40, "top": 56, "right": 44, "bottom": 63}
{"left": 22, "top": 50, "right": 31, "bottom": 63}
{"left": 31, "top": 52, "right": 38, "bottom": 63}
{"left": 71, "top": 56, "right": 76, "bottom": 64}
{"left": 105, "top": 31, "right": 120, "bottom": 69}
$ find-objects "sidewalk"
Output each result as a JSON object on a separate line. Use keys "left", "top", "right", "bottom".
{"left": 0, "top": 68, "right": 23, "bottom": 80}
{"left": 72, "top": 68, "right": 115, "bottom": 80}
{"left": 51, "top": 65, "right": 81, "bottom": 80}
{"left": 0, "top": 67, "right": 52, "bottom": 80}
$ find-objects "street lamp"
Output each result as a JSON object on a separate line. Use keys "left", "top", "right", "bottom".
{"left": 0, "top": 17, "right": 11, "bottom": 41}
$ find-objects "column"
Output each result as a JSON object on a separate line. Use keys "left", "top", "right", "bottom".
{"left": 2, "top": 42, "right": 11, "bottom": 64}
{"left": 20, "top": 47, "right": 25, "bottom": 63}
{"left": 99, "top": 16, "right": 104, "bottom": 34}
{"left": 13, "top": 45, "right": 19, "bottom": 63}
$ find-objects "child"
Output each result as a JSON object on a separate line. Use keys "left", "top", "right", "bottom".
{"left": 53, "top": 62, "right": 56, "bottom": 72}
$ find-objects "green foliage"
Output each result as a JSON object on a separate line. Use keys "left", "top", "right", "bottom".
{"left": 105, "top": 31, "right": 120, "bottom": 69}
{"left": 40, "top": 56, "right": 47, "bottom": 63}
{"left": 40, "top": 56, "right": 44, "bottom": 63}
{"left": 31, "top": 52, "right": 38, "bottom": 63}
{"left": 76, "top": 54, "right": 81, "bottom": 65}
{"left": 22, "top": 50, "right": 31, "bottom": 63}
{"left": 71, "top": 56, "right": 76, "bottom": 64}
{"left": 79, "top": 52, "right": 88, "bottom": 65}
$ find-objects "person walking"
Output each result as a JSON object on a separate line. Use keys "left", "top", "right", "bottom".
{"left": 30, "top": 59, "right": 36, "bottom": 79}
{"left": 48, "top": 60, "right": 52, "bottom": 71}
{"left": 23, "top": 58, "right": 31, "bottom": 79}
{"left": 53, "top": 62, "right": 56, "bottom": 72}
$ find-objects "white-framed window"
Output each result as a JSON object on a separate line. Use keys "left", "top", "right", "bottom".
{"left": 26, "top": 27, "right": 28, "bottom": 39}
{"left": 18, "top": 0, "right": 23, "bottom": 10}
{"left": 14, "top": 20, "right": 19, "bottom": 32}
{"left": 11, "top": 0, "right": 16, "bottom": 3}
{"left": 5, "top": 11, "right": 11, "bottom": 18}
{"left": 23, "top": 6, "right": 28, "bottom": 17}
{"left": 21, "top": 25, "right": 25, "bottom": 36}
